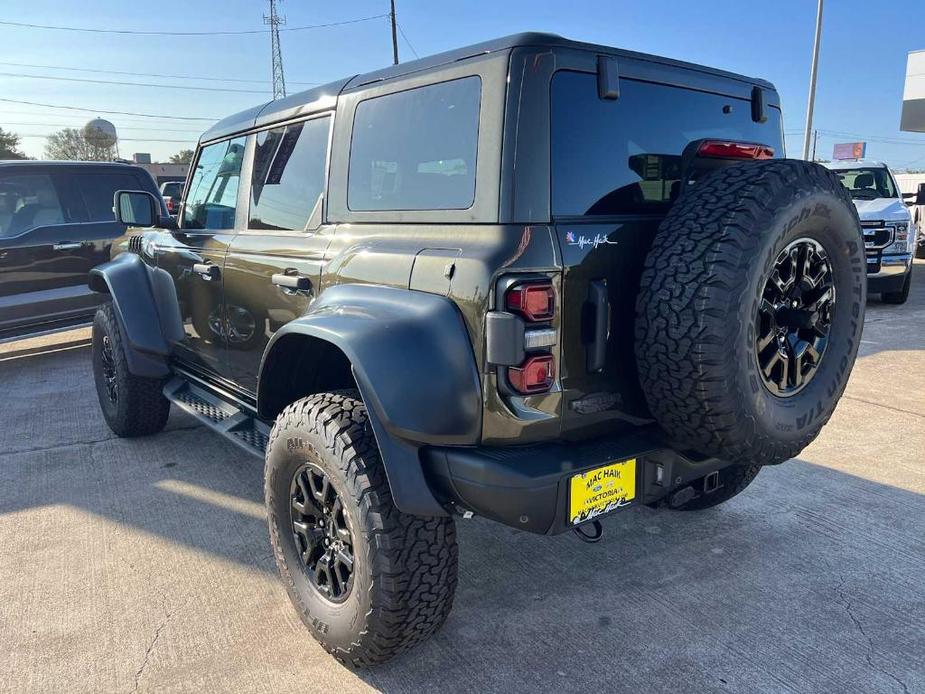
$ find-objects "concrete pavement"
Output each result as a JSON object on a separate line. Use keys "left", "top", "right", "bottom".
{"left": 1, "top": 263, "right": 923, "bottom": 694}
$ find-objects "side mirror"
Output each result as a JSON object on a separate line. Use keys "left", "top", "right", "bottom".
{"left": 916, "top": 183, "right": 925, "bottom": 206}
{"left": 113, "top": 190, "right": 159, "bottom": 227}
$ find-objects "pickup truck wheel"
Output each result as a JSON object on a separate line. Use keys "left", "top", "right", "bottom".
{"left": 265, "top": 391, "right": 458, "bottom": 667}
{"left": 636, "top": 160, "right": 866, "bottom": 466}
{"left": 881, "top": 268, "right": 912, "bottom": 305}
{"left": 91, "top": 303, "right": 170, "bottom": 437}
{"left": 669, "top": 465, "right": 761, "bottom": 511}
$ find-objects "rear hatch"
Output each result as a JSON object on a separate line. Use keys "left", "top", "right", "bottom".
{"left": 549, "top": 68, "right": 784, "bottom": 439}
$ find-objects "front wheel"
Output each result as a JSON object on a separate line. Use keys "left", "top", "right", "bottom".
{"left": 265, "top": 391, "right": 458, "bottom": 667}
{"left": 881, "top": 268, "right": 912, "bottom": 305}
{"left": 92, "top": 303, "right": 170, "bottom": 437}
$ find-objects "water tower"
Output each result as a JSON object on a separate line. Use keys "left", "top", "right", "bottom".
{"left": 83, "top": 118, "right": 119, "bottom": 159}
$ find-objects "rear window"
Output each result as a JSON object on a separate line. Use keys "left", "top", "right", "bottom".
{"left": 551, "top": 72, "right": 783, "bottom": 217}
{"left": 348, "top": 76, "right": 481, "bottom": 211}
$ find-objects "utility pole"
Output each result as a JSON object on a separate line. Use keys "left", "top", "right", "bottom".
{"left": 802, "top": 0, "right": 823, "bottom": 160}
{"left": 390, "top": 0, "right": 399, "bottom": 65}
{"left": 265, "top": 0, "right": 287, "bottom": 100}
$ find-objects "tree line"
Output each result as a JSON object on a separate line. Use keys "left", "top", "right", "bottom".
{"left": 0, "top": 126, "right": 193, "bottom": 163}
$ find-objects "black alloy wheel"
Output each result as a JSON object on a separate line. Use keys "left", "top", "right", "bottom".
{"left": 755, "top": 237, "right": 836, "bottom": 397}
{"left": 290, "top": 463, "right": 355, "bottom": 603}
{"left": 100, "top": 334, "right": 118, "bottom": 404}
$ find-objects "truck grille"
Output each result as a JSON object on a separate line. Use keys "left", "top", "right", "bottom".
{"left": 860, "top": 221, "right": 893, "bottom": 250}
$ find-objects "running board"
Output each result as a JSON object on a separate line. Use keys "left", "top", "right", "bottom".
{"left": 164, "top": 377, "right": 269, "bottom": 458}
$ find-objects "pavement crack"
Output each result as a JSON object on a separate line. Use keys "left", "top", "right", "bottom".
{"left": 130, "top": 601, "right": 172, "bottom": 694}
{"left": 11, "top": 424, "right": 203, "bottom": 456}
{"left": 834, "top": 576, "right": 909, "bottom": 694}
{"left": 842, "top": 395, "right": 925, "bottom": 420}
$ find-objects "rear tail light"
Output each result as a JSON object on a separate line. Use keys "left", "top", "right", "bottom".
{"left": 697, "top": 140, "right": 775, "bottom": 160}
{"left": 506, "top": 282, "right": 554, "bottom": 322}
{"left": 507, "top": 355, "right": 555, "bottom": 394}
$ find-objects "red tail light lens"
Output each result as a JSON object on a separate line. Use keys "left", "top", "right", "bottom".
{"left": 506, "top": 282, "right": 554, "bottom": 322}
{"left": 508, "top": 355, "right": 555, "bottom": 394}
{"left": 697, "top": 140, "right": 775, "bottom": 160}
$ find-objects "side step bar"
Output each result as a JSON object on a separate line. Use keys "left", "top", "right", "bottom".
{"left": 164, "top": 377, "right": 269, "bottom": 458}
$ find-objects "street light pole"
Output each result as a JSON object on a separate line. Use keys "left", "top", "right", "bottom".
{"left": 802, "top": 0, "right": 824, "bottom": 160}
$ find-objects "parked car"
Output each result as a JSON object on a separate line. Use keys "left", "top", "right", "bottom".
{"left": 89, "top": 33, "right": 865, "bottom": 666}
{"left": 824, "top": 160, "right": 915, "bottom": 303}
{"left": 159, "top": 180, "right": 184, "bottom": 216}
{"left": 0, "top": 160, "right": 167, "bottom": 341}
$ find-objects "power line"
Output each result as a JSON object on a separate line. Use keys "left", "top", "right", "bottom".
{"left": 397, "top": 22, "right": 419, "bottom": 59}
{"left": 0, "top": 61, "right": 320, "bottom": 87}
{"left": 0, "top": 14, "right": 388, "bottom": 37}
{"left": 1, "top": 121, "right": 204, "bottom": 134}
{"left": 17, "top": 133, "right": 195, "bottom": 144}
{"left": 0, "top": 97, "right": 217, "bottom": 121}
{"left": 0, "top": 70, "right": 269, "bottom": 94}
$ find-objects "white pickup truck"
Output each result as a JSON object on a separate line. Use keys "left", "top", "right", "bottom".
{"left": 825, "top": 160, "right": 915, "bottom": 304}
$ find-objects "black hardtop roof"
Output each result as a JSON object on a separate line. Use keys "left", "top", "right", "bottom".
{"left": 201, "top": 32, "right": 775, "bottom": 143}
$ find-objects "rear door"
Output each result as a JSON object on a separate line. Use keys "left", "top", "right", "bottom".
{"left": 222, "top": 113, "right": 334, "bottom": 395}
{"left": 549, "top": 69, "right": 784, "bottom": 436}
{"left": 154, "top": 137, "right": 245, "bottom": 379}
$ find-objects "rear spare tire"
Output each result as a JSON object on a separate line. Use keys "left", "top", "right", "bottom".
{"left": 635, "top": 160, "right": 866, "bottom": 466}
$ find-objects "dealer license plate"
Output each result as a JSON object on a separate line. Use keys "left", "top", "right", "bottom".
{"left": 569, "top": 458, "right": 636, "bottom": 525}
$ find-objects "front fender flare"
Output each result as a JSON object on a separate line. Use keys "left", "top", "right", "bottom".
{"left": 258, "top": 284, "right": 483, "bottom": 516}
{"left": 88, "top": 253, "right": 184, "bottom": 378}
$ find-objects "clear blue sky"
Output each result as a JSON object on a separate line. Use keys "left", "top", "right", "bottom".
{"left": 2, "top": 0, "right": 924, "bottom": 168}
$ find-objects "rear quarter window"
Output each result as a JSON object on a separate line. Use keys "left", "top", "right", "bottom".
{"left": 348, "top": 76, "right": 481, "bottom": 211}
{"left": 551, "top": 71, "right": 783, "bottom": 217}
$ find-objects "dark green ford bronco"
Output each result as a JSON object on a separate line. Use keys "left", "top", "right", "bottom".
{"left": 89, "top": 33, "right": 866, "bottom": 666}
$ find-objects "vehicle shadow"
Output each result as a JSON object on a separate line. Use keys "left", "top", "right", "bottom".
{"left": 0, "top": 339, "right": 922, "bottom": 693}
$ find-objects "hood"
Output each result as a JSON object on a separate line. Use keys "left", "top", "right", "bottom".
{"left": 852, "top": 197, "right": 911, "bottom": 223}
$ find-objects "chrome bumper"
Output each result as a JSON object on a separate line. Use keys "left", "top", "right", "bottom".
{"left": 868, "top": 254, "right": 912, "bottom": 279}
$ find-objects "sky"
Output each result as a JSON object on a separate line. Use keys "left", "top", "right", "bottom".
{"left": 2, "top": 0, "right": 924, "bottom": 169}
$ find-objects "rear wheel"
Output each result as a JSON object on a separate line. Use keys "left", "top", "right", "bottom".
{"left": 92, "top": 303, "right": 170, "bottom": 437}
{"left": 265, "top": 391, "right": 458, "bottom": 667}
{"left": 636, "top": 160, "right": 866, "bottom": 466}
{"left": 881, "top": 268, "right": 912, "bottom": 305}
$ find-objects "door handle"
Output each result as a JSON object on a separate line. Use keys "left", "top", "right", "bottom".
{"left": 271, "top": 273, "right": 311, "bottom": 291}
{"left": 193, "top": 262, "right": 220, "bottom": 281}
{"left": 53, "top": 242, "right": 84, "bottom": 252}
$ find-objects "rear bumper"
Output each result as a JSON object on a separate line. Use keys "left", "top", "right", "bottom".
{"left": 421, "top": 427, "right": 729, "bottom": 535}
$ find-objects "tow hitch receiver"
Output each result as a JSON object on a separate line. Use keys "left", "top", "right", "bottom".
{"left": 703, "top": 470, "right": 721, "bottom": 494}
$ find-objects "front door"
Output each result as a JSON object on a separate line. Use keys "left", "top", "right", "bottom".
{"left": 222, "top": 114, "right": 334, "bottom": 394}
{"left": 154, "top": 136, "right": 246, "bottom": 379}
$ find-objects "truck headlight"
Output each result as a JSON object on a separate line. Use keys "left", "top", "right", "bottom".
{"left": 884, "top": 223, "right": 911, "bottom": 254}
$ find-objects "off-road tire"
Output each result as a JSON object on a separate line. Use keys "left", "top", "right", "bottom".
{"left": 669, "top": 465, "right": 762, "bottom": 511}
{"left": 92, "top": 303, "right": 171, "bottom": 437}
{"left": 881, "top": 268, "right": 912, "bottom": 305}
{"left": 265, "top": 391, "right": 458, "bottom": 667}
{"left": 636, "top": 160, "right": 866, "bottom": 466}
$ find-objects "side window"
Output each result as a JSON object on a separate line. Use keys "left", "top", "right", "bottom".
{"left": 348, "top": 76, "right": 481, "bottom": 211}
{"left": 0, "top": 173, "right": 66, "bottom": 238}
{"left": 77, "top": 172, "right": 148, "bottom": 222}
{"left": 182, "top": 137, "right": 246, "bottom": 230}
{"left": 249, "top": 115, "right": 331, "bottom": 231}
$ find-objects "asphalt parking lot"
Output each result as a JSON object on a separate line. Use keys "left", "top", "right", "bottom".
{"left": 1, "top": 263, "right": 923, "bottom": 694}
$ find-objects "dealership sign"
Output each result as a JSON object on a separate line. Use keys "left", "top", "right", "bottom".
{"left": 902, "top": 49, "right": 925, "bottom": 132}
{"left": 833, "top": 142, "right": 866, "bottom": 160}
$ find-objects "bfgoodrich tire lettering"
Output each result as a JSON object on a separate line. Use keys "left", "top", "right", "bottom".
{"left": 635, "top": 160, "right": 866, "bottom": 466}
{"left": 265, "top": 391, "right": 458, "bottom": 667}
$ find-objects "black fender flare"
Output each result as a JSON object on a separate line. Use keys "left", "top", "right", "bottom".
{"left": 88, "top": 253, "right": 185, "bottom": 378}
{"left": 258, "top": 284, "right": 483, "bottom": 516}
